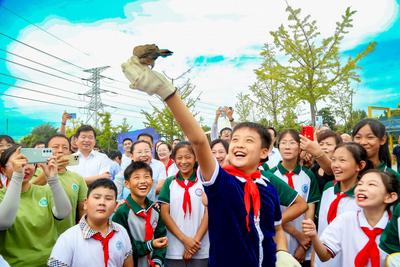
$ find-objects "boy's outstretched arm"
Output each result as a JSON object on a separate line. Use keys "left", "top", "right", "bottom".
{"left": 121, "top": 54, "right": 216, "bottom": 181}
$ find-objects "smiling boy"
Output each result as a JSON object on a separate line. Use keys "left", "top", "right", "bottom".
{"left": 113, "top": 161, "right": 168, "bottom": 267}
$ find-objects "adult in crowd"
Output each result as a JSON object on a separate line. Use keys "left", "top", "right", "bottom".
{"left": 392, "top": 135, "right": 400, "bottom": 173}
{"left": 210, "top": 106, "right": 235, "bottom": 142}
{"left": 156, "top": 141, "right": 178, "bottom": 176}
{"left": 114, "top": 140, "right": 166, "bottom": 201}
{"left": 108, "top": 150, "right": 122, "bottom": 181}
{"left": 340, "top": 133, "right": 352, "bottom": 143}
{"left": 120, "top": 137, "right": 133, "bottom": 171}
{"left": 0, "top": 135, "right": 15, "bottom": 187}
{"left": 67, "top": 125, "right": 112, "bottom": 185}
{"left": 0, "top": 145, "right": 71, "bottom": 267}
{"left": 210, "top": 138, "right": 229, "bottom": 166}
{"left": 172, "top": 138, "right": 181, "bottom": 150}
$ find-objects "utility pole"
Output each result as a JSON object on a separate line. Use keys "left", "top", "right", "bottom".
{"left": 82, "top": 66, "right": 109, "bottom": 128}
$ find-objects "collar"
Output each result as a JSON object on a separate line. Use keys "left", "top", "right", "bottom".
{"left": 176, "top": 171, "right": 196, "bottom": 182}
{"left": 77, "top": 149, "right": 96, "bottom": 159}
{"left": 277, "top": 162, "right": 301, "bottom": 175}
{"left": 126, "top": 194, "right": 154, "bottom": 214}
{"left": 79, "top": 215, "right": 119, "bottom": 239}
{"left": 235, "top": 175, "right": 268, "bottom": 186}
{"left": 358, "top": 209, "right": 389, "bottom": 229}
{"left": 376, "top": 161, "right": 387, "bottom": 172}
{"left": 333, "top": 181, "right": 356, "bottom": 196}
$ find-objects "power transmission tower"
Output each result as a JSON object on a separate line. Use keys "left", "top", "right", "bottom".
{"left": 82, "top": 66, "right": 109, "bottom": 128}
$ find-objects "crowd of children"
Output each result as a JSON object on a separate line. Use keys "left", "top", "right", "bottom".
{"left": 0, "top": 49, "right": 399, "bottom": 267}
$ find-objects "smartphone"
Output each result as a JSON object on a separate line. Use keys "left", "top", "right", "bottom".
{"left": 301, "top": 125, "right": 314, "bottom": 141}
{"left": 66, "top": 154, "right": 79, "bottom": 166}
{"left": 69, "top": 113, "right": 77, "bottom": 119}
{"left": 20, "top": 148, "right": 53, "bottom": 164}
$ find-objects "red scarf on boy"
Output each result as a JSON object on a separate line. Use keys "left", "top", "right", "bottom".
{"left": 223, "top": 165, "right": 261, "bottom": 232}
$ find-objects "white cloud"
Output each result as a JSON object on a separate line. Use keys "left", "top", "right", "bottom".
{"left": 4, "top": 0, "right": 398, "bottom": 128}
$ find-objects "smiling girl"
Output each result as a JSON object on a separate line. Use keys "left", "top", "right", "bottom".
{"left": 159, "top": 141, "right": 209, "bottom": 267}
{"left": 352, "top": 118, "right": 400, "bottom": 181}
{"left": 303, "top": 170, "right": 399, "bottom": 267}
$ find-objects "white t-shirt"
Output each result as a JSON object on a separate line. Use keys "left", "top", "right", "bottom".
{"left": 320, "top": 210, "right": 388, "bottom": 267}
{"left": 67, "top": 150, "right": 111, "bottom": 180}
{"left": 48, "top": 220, "right": 132, "bottom": 267}
{"left": 120, "top": 154, "right": 132, "bottom": 171}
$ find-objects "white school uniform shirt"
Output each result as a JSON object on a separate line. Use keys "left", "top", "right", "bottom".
{"left": 48, "top": 216, "right": 132, "bottom": 267}
{"left": 316, "top": 181, "right": 361, "bottom": 267}
{"left": 320, "top": 210, "right": 389, "bottom": 267}
{"left": 67, "top": 150, "right": 111, "bottom": 179}
{"left": 167, "top": 163, "right": 179, "bottom": 177}
{"left": 120, "top": 154, "right": 132, "bottom": 171}
{"left": 266, "top": 147, "right": 282, "bottom": 169}
{"left": 158, "top": 173, "right": 209, "bottom": 259}
{"left": 270, "top": 163, "right": 320, "bottom": 259}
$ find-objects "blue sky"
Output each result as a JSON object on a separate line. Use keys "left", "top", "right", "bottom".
{"left": 1, "top": 0, "right": 399, "bottom": 139}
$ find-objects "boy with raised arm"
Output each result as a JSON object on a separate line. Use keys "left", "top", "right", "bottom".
{"left": 121, "top": 49, "right": 300, "bottom": 267}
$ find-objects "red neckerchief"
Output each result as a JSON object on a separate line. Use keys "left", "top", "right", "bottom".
{"left": 174, "top": 172, "right": 198, "bottom": 217}
{"left": 354, "top": 227, "right": 383, "bottom": 267}
{"left": 223, "top": 165, "right": 261, "bottom": 232}
{"left": 92, "top": 230, "right": 116, "bottom": 267}
{"left": 165, "top": 159, "right": 174, "bottom": 171}
{"left": 285, "top": 171, "right": 295, "bottom": 189}
{"left": 327, "top": 192, "right": 348, "bottom": 224}
{"left": 125, "top": 200, "right": 155, "bottom": 267}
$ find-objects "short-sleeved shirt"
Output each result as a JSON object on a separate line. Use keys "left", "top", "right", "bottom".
{"left": 67, "top": 150, "right": 111, "bottom": 181}
{"left": 270, "top": 163, "right": 321, "bottom": 257}
{"left": 48, "top": 216, "right": 132, "bottom": 267}
{"left": 321, "top": 210, "right": 388, "bottom": 267}
{"left": 266, "top": 147, "right": 282, "bottom": 169}
{"left": 260, "top": 170, "right": 298, "bottom": 207}
{"left": 380, "top": 204, "right": 400, "bottom": 254}
{"left": 0, "top": 185, "right": 59, "bottom": 267}
{"left": 56, "top": 170, "right": 88, "bottom": 234}
{"left": 158, "top": 172, "right": 209, "bottom": 259}
{"left": 198, "top": 161, "right": 282, "bottom": 267}
{"left": 315, "top": 181, "right": 360, "bottom": 267}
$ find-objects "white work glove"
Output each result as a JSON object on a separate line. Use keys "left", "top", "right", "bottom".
{"left": 121, "top": 55, "right": 176, "bottom": 100}
{"left": 386, "top": 252, "right": 400, "bottom": 267}
{"left": 276, "top": 250, "right": 301, "bottom": 267}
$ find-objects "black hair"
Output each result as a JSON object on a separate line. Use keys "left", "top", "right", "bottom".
{"left": 360, "top": 169, "right": 399, "bottom": 208}
{"left": 233, "top": 122, "right": 272, "bottom": 149}
{"left": 0, "top": 135, "right": 15, "bottom": 144}
{"left": 0, "top": 144, "right": 21, "bottom": 169}
{"left": 266, "top": 126, "right": 277, "bottom": 138}
{"left": 122, "top": 138, "right": 133, "bottom": 144}
{"left": 46, "top": 134, "right": 70, "bottom": 149}
{"left": 352, "top": 118, "right": 391, "bottom": 167}
{"left": 137, "top": 133, "right": 154, "bottom": 144}
{"left": 76, "top": 125, "right": 97, "bottom": 139}
{"left": 124, "top": 161, "right": 153, "bottom": 181}
{"left": 32, "top": 141, "right": 46, "bottom": 148}
{"left": 334, "top": 142, "right": 373, "bottom": 177}
{"left": 317, "top": 130, "right": 342, "bottom": 145}
{"left": 171, "top": 141, "right": 198, "bottom": 171}
{"left": 210, "top": 138, "right": 229, "bottom": 154}
{"left": 108, "top": 150, "right": 122, "bottom": 161}
{"left": 278, "top": 129, "right": 300, "bottom": 146}
{"left": 130, "top": 140, "right": 152, "bottom": 154}
{"left": 155, "top": 142, "right": 172, "bottom": 160}
{"left": 219, "top": 127, "right": 232, "bottom": 136}
{"left": 173, "top": 138, "right": 181, "bottom": 142}
{"left": 87, "top": 178, "right": 118, "bottom": 199}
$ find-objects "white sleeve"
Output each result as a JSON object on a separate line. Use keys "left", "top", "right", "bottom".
{"left": 48, "top": 231, "right": 74, "bottom": 266}
{"left": 211, "top": 122, "right": 218, "bottom": 141}
{"left": 320, "top": 214, "right": 345, "bottom": 257}
{"left": 197, "top": 157, "right": 220, "bottom": 186}
{"left": 99, "top": 155, "right": 112, "bottom": 174}
{"left": 157, "top": 163, "right": 167, "bottom": 181}
{"left": 121, "top": 227, "right": 133, "bottom": 259}
{"left": 114, "top": 171, "right": 125, "bottom": 201}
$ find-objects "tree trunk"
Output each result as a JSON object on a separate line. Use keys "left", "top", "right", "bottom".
{"left": 310, "top": 103, "right": 316, "bottom": 126}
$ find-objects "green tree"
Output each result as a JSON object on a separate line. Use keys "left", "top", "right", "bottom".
{"left": 267, "top": 5, "right": 375, "bottom": 125}
{"left": 142, "top": 78, "right": 201, "bottom": 143}
{"left": 20, "top": 124, "right": 58, "bottom": 147}
{"left": 318, "top": 107, "right": 336, "bottom": 130}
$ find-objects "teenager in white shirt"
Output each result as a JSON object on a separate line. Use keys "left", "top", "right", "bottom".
{"left": 303, "top": 170, "right": 399, "bottom": 267}
{"left": 121, "top": 138, "right": 133, "bottom": 171}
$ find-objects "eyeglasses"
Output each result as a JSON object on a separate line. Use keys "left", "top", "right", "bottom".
{"left": 134, "top": 150, "right": 152, "bottom": 156}
{"left": 279, "top": 141, "right": 298, "bottom": 147}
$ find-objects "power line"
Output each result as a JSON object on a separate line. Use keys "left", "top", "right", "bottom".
{"left": 0, "top": 92, "right": 84, "bottom": 108}
{"left": 0, "top": 31, "right": 86, "bottom": 70}
{"left": 0, "top": 48, "right": 86, "bottom": 81}
{"left": 0, "top": 5, "right": 91, "bottom": 57}
{"left": 0, "top": 81, "right": 84, "bottom": 102}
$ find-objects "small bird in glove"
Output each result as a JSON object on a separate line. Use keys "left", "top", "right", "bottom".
{"left": 121, "top": 44, "right": 176, "bottom": 100}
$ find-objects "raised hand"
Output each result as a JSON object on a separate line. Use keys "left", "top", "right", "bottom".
{"left": 10, "top": 149, "right": 28, "bottom": 173}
